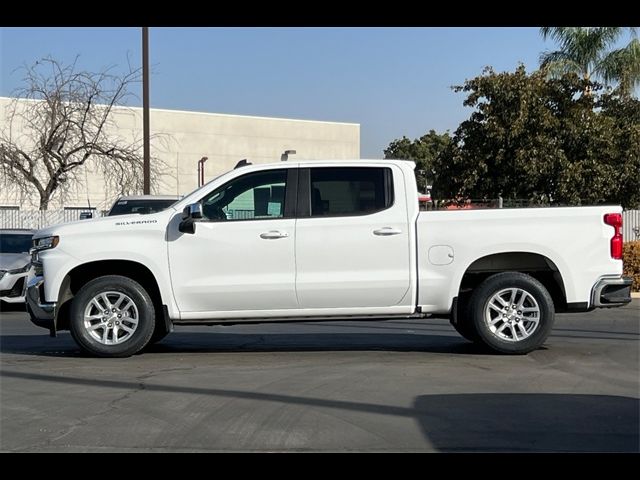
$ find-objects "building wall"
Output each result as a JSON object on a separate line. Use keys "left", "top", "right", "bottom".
{"left": 0, "top": 97, "right": 360, "bottom": 211}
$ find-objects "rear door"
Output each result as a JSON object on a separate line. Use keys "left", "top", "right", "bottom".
{"left": 294, "top": 165, "right": 412, "bottom": 309}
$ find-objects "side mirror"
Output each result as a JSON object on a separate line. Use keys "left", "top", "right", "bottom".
{"left": 179, "top": 203, "right": 203, "bottom": 234}
{"left": 182, "top": 203, "right": 203, "bottom": 220}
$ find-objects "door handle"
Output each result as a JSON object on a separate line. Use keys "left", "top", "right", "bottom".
{"left": 373, "top": 227, "right": 402, "bottom": 236}
{"left": 260, "top": 230, "right": 289, "bottom": 239}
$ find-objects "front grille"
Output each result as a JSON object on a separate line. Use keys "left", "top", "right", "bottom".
{"left": 0, "top": 277, "right": 26, "bottom": 298}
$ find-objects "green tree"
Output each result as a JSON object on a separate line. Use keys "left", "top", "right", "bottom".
{"left": 540, "top": 27, "right": 640, "bottom": 97}
{"left": 598, "top": 93, "right": 640, "bottom": 208}
{"left": 383, "top": 130, "right": 451, "bottom": 193}
{"left": 432, "top": 65, "right": 640, "bottom": 209}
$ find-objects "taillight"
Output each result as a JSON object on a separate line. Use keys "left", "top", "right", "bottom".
{"left": 604, "top": 213, "right": 623, "bottom": 260}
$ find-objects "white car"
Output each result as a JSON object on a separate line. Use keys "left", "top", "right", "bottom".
{"left": 107, "top": 195, "right": 182, "bottom": 216}
{"left": 0, "top": 229, "right": 34, "bottom": 304}
{"left": 26, "top": 160, "right": 631, "bottom": 357}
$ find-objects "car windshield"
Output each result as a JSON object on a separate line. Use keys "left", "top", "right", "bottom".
{"left": 0, "top": 234, "right": 32, "bottom": 254}
{"left": 108, "top": 199, "right": 178, "bottom": 216}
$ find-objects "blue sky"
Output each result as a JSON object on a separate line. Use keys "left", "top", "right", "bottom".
{"left": 0, "top": 27, "right": 629, "bottom": 157}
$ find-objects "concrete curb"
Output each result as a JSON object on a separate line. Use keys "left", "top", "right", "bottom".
{"left": 632, "top": 291, "right": 640, "bottom": 299}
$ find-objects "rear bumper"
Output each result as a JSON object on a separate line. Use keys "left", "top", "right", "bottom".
{"left": 25, "top": 275, "right": 57, "bottom": 333}
{"left": 591, "top": 276, "right": 633, "bottom": 308}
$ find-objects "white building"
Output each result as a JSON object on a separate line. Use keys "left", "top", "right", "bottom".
{"left": 0, "top": 97, "right": 360, "bottom": 212}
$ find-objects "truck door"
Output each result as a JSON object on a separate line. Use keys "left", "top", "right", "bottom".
{"left": 168, "top": 167, "right": 298, "bottom": 314}
{"left": 295, "top": 165, "right": 412, "bottom": 309}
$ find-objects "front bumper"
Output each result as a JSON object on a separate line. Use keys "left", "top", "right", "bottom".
{"left": 25, "top": 274, "right": 57, "bottom": 334}
{"left": 0, "top": 272, "right": 29, "bottom": 303}
{"left": 591, "top": 276, "right": 633, "bottom": 308}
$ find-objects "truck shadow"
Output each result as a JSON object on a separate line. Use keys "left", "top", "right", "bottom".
{"left": 412, "top": 393, "right": 639, "bottom": 452}
{"left": 0, "top": 330, "right": 495, "bottom": 357}
{"left": 147, "top": 331, "right": 492, "bottom": 354}
{"left": 3, "top": 321, "right": 638, "bottom": 357}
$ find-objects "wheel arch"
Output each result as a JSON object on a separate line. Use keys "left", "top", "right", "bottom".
{"left": 56, "top": 259, "right": 169, "bottom": 331}
{"left": 456, "top": 251, "right": 568, "bottom": 312}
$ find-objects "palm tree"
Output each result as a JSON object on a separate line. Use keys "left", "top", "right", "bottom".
{"left": 540, "top": 27, "right": 640, "bottom": 97}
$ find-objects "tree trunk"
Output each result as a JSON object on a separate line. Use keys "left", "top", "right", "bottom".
{"left": 39, "top": 195, "right": 49, "bottom": 211}
{"left": 583, "top": 70, "right": 594, "bottom": 97}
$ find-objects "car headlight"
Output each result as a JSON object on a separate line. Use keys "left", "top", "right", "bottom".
{"left": 7, "top": 264, "right": 30, "bottom": 274}
{"left": 31, "top": 236, "right": 59, "bottom": 252}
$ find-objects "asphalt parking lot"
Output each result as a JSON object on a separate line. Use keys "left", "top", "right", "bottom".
{"left": 1, "top": 301, "right": 638, "bottom": 452}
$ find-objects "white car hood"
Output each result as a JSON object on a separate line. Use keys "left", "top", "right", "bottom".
{"left": 0, "top": 252, "right": 30, "bottom": 271}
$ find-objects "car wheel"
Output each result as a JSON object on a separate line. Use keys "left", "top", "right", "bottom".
{"left": 69, "top": 275, "right": 155, "bottom": 357}
{"left": 450, "top": 292, "right": 480, "bottom": 342}
{"left": 469, "top": 272, "right": 555, "bottom": 354}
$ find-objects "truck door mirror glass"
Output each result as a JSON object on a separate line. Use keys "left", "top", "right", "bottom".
{"left": 182, "top": 203, "right": 203, "bottom": 220}
{"left": 179, "top": 203, "right": 203, "bottom": 234}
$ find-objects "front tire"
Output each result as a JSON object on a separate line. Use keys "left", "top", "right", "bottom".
{"left": 469, "top": 272, "right": 555, "bottom": 354}
{"left": 148, "top": 324, "right": 171, "bottom": 345}
{"left": 69, "top": 275, "right": 156, "bottom": 357}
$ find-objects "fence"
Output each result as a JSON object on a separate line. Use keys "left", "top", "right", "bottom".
{"left": 0, "top": 209, "right": 105, "bottom": 230}
{"left": 2, "top": 208, "right": 640, "bottom": 240}
{"left": 623, "top": 210, "right": 640, "bottom": 241}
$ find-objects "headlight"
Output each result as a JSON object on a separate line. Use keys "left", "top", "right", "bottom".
{"left": 31, "top": 236, "right": 59, "bottom": 252}
{"left": 7, "top": 264, "right": 30, "bottom": 274}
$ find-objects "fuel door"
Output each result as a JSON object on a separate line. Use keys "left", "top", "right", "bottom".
{"left": 428, "top": 245, "right": 454, "bottom": 265}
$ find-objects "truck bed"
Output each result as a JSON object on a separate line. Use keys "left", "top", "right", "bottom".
{"left": 416, "top": 206, "right": 623, "bottom": 313}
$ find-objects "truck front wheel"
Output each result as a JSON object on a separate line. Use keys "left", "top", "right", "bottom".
{"left": 69, "top": 275, "right": 156, "bottom": 357}
{"left": 469, "top": 272, "right": 555, "bottom": 355}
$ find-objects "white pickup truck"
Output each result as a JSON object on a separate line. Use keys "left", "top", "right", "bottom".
{"left": 26, "top": 160, "right": 632, "bottom": 357}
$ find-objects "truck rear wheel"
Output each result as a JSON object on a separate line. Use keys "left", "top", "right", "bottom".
{"left": 69, "top": 275, "right": 156, "bottom": 357}
{"left": 450, "top": 292, "right": 480, "bottom": 342}
{"left": 469, "top": 272, "right": 555, "bottom": 354}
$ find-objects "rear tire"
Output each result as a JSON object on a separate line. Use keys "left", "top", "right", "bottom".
{"left": 69, "top": 275, "right": 155, "bottom": 357}
{"left": 469, "top": 272, "right": 555, "bottom": 355}
{"left": 450, "top": 292, "right": 480, "bottom": 342}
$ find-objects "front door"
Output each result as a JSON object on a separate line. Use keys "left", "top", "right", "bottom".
{"left": 168, "top": 168, "right": 298, "bottom": 314}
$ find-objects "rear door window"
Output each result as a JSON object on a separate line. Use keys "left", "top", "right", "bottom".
{"left": 309, "top": 167, "right": 393, "bottom": 217}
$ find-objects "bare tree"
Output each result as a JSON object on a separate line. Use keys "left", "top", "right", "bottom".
{"left": 0, "top": 57, "right": 170, "bottom": 210}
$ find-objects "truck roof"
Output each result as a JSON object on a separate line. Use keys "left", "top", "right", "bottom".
{"left": 237, "top": 159, "right": 416, "bottom": 169}
{"left": 286, "top": 159, "right": 412, "bottom": 165}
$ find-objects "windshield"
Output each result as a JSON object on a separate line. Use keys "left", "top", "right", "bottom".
{"left": 0, "top": 234, "right": 33, "bottom": 254}
{"left": 108, "top": 199, "right": 178, "bottom": 216}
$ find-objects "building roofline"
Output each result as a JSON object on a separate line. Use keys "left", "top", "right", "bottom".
{"left": 145, "top": 106, "right": 360, "bottom": 127}
{"left": 0, "top": 96, "right": 360, "bottom": 127}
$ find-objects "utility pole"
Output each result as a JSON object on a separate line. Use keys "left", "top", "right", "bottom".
{"left": 197, "top": 157, "right": 208, "bottom": 187}
{"left": 142, "top": 27, "right": 150, "bottom": 194}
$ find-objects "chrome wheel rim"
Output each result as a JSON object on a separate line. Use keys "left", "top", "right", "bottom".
{"left": 484, "top": 288, "right": 540, "bottom": 342}
{"left": 83, "top": 291, "right": 139, "bottom": 345}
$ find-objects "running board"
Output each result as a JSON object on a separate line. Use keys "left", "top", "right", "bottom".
{"left": 172, "top": 313, "right": 427, "bottom": 327}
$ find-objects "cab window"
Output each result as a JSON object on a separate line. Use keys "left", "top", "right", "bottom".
{"left": 200, "top": 169, "right": 288, "bottom": 221}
